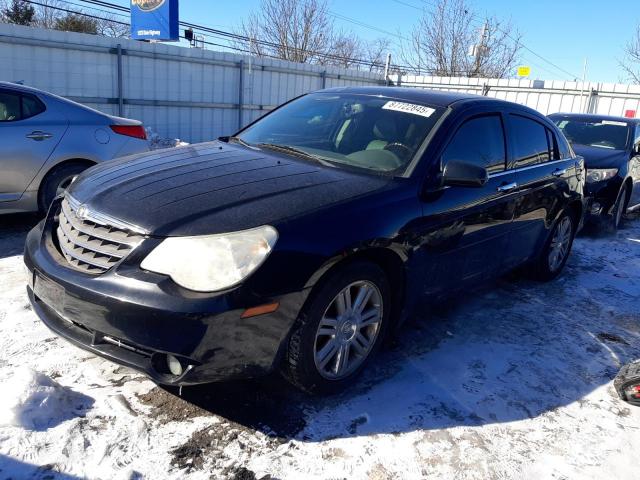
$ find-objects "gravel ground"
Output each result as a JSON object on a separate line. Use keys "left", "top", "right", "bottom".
{"left": 0, "top": 213, "right": 639, "bottom": 480}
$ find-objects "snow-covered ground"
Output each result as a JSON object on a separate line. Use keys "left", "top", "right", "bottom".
{"left": 0, "top": 214, "right": 639, "bottom": 480}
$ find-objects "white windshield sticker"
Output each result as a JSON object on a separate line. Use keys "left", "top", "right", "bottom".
{"left": 382, "top": 101, "right": 435, "bottom": 118}
{"left": 601, "top": 120, "right": 628, "bottom": 126}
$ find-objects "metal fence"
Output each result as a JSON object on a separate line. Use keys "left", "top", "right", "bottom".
{"left": 4, "top": 23, "right": 640, "bottom": 145}
{"left": 0, "top": 23, "right": 384, "bottom": 143}
{"left": 393, "top": 74, "right": 640, "bottom": 118}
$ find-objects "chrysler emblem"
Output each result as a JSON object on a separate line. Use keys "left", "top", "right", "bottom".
{"left": 76, "top": 205, "right": 89, "bottom": 220}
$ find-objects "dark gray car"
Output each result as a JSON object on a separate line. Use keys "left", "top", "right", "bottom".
{"left": 0, "top": 82, "right": 149, "bottom": 214}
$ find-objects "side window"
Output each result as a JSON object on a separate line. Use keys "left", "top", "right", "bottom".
{"left": 442, "top": 115, "right": 506, "bottom": 174}
{"left": 22, "top": 94, "right": 46, "bottom": 119}
{"left": 0, "top": 91, "right": 22, "bottom": 122}
{"left": 510, "top": 115, "right": 551, "bottom": 167}
{"left": 555, "top": 128, "right": 574, "bottom": 159}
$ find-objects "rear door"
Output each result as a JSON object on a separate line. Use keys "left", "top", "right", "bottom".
{"left": 419, "top": 112, "right": 519, "bottom": 295}
{"left": 0, "top": 88, "right": 68, "bottom": 203}
{"left": 503, "top": 112, "right": 580, "bottom": 268}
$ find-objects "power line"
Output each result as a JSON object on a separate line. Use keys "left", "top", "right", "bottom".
{"left": 389, "top": 0, "right": 580, "bottom": 80}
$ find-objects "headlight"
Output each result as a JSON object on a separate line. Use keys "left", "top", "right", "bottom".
{"left": 586, "top": 168, "right": 618, "bottom": 183}
{"left": 140, "top": 226, "right": 278, "bottom": 292}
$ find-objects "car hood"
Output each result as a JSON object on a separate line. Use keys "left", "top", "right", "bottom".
{"left": 67, "top": 141, "right": 392, "bottom": 236}
{"left": 571, "top": 144, "right": 629, "bottom": 168}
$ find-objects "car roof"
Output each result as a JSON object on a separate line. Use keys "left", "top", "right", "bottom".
{"left": 549, "top": 112, "right": 640, "bottom": 124}
{"left": 320, "top": 86, "right": 520, "bottom": 109}
{"left": 0, "top": 81, "right": 47, "bottom": 95}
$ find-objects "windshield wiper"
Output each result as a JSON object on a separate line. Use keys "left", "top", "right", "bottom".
{"left": 226, "top": 136, "right": 257, "bottom": 149}
{"left": 256, "top": 143, "right": 336, "bottom": 167}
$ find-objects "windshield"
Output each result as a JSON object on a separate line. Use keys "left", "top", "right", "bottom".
{"left": 553, "top": 118, "right": 630, "bottom": 150}
{"left": 237, "top": 93, "right": 445, "bottom": 175}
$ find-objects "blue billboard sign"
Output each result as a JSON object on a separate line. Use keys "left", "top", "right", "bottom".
{"left": 130, "top": 0, "right": 179, "bottom": 41}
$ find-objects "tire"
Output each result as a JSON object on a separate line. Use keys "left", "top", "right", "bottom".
{"left": 608, "top": 184, "right": 628, "bottom": 232}
{"left": 38, "top": 162, "right": 90, "bottom": 213}
{"left": 529, "top": 210, "right": 576, "bottom": 282}
{"left": 283, "top": 261, "right": 391, "bottom": 394}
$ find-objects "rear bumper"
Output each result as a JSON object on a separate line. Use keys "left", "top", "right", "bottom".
{"left": 24, "top": 217, "right": 307, "bottom": 385}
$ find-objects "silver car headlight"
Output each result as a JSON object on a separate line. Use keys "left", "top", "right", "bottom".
{"left": 586, "top": 168, "right": 618, "bottom": 183}
{"left": 140, "top": 226, "right": 278, "bottom": 292}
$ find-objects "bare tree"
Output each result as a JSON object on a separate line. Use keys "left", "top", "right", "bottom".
{"left": 238, "top": 0, "right": 334, "bottom": 63}
{"left": 364, "top": 37, "right": 391, "bottom": 73}
{"left": 400, "top": 0, "right": 521, "bottom": 78}
{"left": 33, "top": 0, "right": 63, "bottom": 29}
{"left": 96, "top": 13, "right": 129, "bottom": 38}
{"left": 620, "top": 26, "right": 640, "bottom": 84}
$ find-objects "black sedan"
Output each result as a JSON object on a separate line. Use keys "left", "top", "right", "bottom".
{"left": 25, "top": 88, "right": 585, "bottom": 393}
{"left": 549, "top": 113, "right": 640, "bottom": 230}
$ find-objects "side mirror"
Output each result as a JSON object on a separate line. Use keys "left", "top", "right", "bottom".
{"left": 442, "top": 160, "right": 489, "bottom": 188}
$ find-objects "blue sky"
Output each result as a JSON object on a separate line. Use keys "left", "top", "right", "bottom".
{"left": 106, "top": 0, "right": 638, "bottom": 83}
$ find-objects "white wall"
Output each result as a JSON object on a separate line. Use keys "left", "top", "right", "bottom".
{"left": 395, "top": 74, "right": 640, "bottom": 118}
{"left": 0, "top": 23, "right": 384, "bottom": 143}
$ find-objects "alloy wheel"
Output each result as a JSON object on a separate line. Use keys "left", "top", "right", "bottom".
{"left": 313, "top": 280, "right": 383, "bottom": 380}
{"left": 548, "top": 216, "right": 573, "bottom": 272}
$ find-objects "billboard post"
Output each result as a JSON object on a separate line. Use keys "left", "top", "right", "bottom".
{"left": 130, "top": 0, "right": 179, "bottom": 42}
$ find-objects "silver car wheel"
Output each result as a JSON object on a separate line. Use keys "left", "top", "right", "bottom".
{"left": 548, "top": 216, "right": 572, "bottom": 272}
{"left": 313, "top": 280, "right": 383, "bottom": 380}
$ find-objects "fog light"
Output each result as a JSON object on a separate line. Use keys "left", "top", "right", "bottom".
{"left": 166, "top": 355, "right": 183, "bottom": 376}
{"left": 590, "top": 202, "right": 602, "bottom": 215}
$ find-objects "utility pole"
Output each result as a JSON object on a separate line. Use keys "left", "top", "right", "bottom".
{"left": 384, "top": 53, "right": 392, "bottom": 85}
{"left": 472, "top": 22, "right": 488, "bottom": 77}
{"left": 578, "top": 58, "right": 588, "bottom": 113}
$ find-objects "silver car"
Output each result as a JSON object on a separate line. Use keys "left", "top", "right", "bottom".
{"left": 0, "top": 82, "right": 149, "bottom": 214}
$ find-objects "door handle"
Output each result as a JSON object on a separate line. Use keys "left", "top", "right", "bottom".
{"left": 552, "top": 167, "right": 568, "bottom": 177}
{"left": 26, "top": 131, "right": 53, "bottom": 141}
{"left": 497, "top": 182, "right": 518, "bottom": 193}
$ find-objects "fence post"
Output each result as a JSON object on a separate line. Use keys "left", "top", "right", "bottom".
{"left": 117, "top": 44, "right": 124, "bottom": 117}
{"left": 321, "top": 70, "right": 326, "bottom": 89}
{"left": 238, "top": 60, "right": 244, "bottom": 130}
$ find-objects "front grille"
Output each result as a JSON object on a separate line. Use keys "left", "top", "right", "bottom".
{"left": 56, "top": 197, "right": 145, "bottom": 274}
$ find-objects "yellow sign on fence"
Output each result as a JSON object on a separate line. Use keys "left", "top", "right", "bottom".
{"left": 517, "top": 66, "right": 531, "bottom": 77}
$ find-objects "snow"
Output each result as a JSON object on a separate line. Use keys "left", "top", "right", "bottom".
{"left": 146, "top": 128, "right": 190, "bottom": 150}
{"left": 0, "top": 213, "right": 639, "bottom": 479}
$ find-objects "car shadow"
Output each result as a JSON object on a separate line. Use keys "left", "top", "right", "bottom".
{"left": 0, "top": 213, "right": 41, "bottom": 260}
{"left": 0, "top": 454, "right": 83, "bottom": 480}
{"left": 159, "top": 221, "right": 640, "bottom": 442}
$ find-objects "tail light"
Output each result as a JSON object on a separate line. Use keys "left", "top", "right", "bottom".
{"left": 110, "top": 125, "right": 147, "bottom": 140}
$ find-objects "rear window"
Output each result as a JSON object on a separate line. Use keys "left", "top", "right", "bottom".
{"left": 0, "top": 90, "right": 46, "bottom": 122}
{"left": 553, "top": 118, "right": 630, "bottom": 150}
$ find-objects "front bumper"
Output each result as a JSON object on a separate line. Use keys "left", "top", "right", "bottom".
{"left": 24, "top": 211, "right": 307, "bottom": 385}
{"left": 584, "top": 177, "right": 623, "bottom": 220}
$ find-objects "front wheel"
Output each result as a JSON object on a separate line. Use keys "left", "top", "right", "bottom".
{"left": 283, "top": 262, "right": 391, "bottom": 394}
{"left": 529, "top": 211, "right": 576, "bottom": 281}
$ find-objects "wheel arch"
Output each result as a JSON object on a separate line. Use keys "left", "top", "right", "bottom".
{"left": 305, "top": 246, "right": 407, "bottom": 331}
{"left": 37, "top": 158, "right": 96, "bottom": 211}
